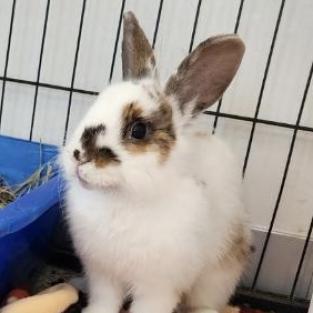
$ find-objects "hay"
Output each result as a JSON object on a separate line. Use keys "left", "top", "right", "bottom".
{"left": 0, "top": 161, "right": 56, "bottom": 209}
{"left": 0, "top": 183, "right": 15, "bottom": 209}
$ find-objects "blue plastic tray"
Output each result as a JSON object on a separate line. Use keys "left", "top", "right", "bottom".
{"left": 0, "top": 135, "right": 62, "bottom": 299}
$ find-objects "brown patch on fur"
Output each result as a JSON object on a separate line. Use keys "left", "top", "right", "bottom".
{"left": 223, "top": 225, "right": 251, "bottom": 265}
{"left": 121, "top": 100, "right": 176, "bottom": 162}
{"left": 80, "top": 125, "right": 120, "bottom": 168}
{"left": 121, "top": 102, "right": 144, "bottom": 135}
{"left": 122, "top": 12, "right": 156, "bottom": 80}
{"left": 81, "top": 124, "right": 106, "bottom": 152}
{"left": 231, "top": 233, "right": 250, "bottom": 263}
{"left": 93, "top": 147, "right": 120, "bottom": 167}
{"left": 175, "top": 294, "right": 188, "bottom": 313}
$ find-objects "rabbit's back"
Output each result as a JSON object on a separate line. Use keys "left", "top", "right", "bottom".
{"left": 173, "top": 129, "right": 247, "bottom": 248}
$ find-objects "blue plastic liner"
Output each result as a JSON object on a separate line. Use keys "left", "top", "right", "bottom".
{"left": 0, "top": 135, "right": 63, "bottom": 299}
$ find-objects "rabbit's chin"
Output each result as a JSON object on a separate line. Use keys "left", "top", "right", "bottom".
{"left": 72, "top": 175, "right": 123, "bottom": 193}
{"left": 64, "top": 160, "right": 122, "bottom": 192}
{"left": 80, "top": 180, "right": 121, "bottom": 191}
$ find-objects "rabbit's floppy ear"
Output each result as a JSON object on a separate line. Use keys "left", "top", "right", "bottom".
{"left": 165, "top": 35, "right": 245, "bottom": 117}
{"left": 122, "top": 11, "right": 157, "bottom": 80}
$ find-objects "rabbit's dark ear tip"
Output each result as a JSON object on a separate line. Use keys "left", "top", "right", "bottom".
{"left": 123, "top": 11, "right": 136, "bottom": 23}
{"left": 228, "top": 35, "right": 246, "bottom": 54}
{"left": 209, "top": 34, "right": 245, "bottom": 54}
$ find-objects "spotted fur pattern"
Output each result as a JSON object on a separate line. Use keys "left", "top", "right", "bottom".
{"left": 61, "top": 11, "right": 250, "bottom": 313}
{"left": 74, "top": 124, "right": 120, "bottom": 168}
{"left": 121, "top": 101, "right": 175, "bottom": 162}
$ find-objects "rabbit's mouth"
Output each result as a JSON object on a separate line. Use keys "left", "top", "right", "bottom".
{"left": 75, "top": 166, "right": 94, "bottom": 190}
{"left": 75, "top": 163, "right": 122, "bottom": 191}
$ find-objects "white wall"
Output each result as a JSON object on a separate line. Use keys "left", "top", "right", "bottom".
{"left": 0, "top": 0, "right": 312, "bottom": 297}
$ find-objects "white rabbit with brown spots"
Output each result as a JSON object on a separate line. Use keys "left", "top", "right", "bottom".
{"left": 61, "top": 11, "right": 251, "bottom": 313}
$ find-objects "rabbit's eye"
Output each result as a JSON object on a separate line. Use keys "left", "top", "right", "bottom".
{"left": 131, "top": 121, "right": 148, "bottom": 140}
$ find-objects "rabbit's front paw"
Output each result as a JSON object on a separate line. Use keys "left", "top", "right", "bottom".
{"left": 83, "top": 305, "right": 105, "bottom": 313}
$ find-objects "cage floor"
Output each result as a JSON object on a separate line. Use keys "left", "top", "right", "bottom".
{"left": 232, "top": 289, "right": 309, "bottom": 313}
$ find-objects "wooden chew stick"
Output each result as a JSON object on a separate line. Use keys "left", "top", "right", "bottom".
{"left": 1, "top": 283, "right": 78, "bottom": 313}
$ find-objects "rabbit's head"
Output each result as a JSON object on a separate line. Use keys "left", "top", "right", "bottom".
{"left": 62, "top": 12, "right": 245, "bottom": 192}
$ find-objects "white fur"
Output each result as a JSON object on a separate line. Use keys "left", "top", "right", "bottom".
{"left": 62, "top": 80, "right": 250, "bottom": 313}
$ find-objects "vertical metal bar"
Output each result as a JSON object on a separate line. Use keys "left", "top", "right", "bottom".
{"left": 212, "top": 0, "right": 245, "bottom": 134}
{"left": 290, "top": 216, "right": 313, "bottom": 300}
{"left": 0, "top": 0, "right": 17, "bottom": 128}
{"left": 63, "top": 0, "right": 87, "bottom": 144}
{"left": 233, "top": 0, "right": 245, "bottom": 34}
{"left": 152, "top": 0, "right": 164, "bottom": 49}
{"left": 29, "top": 0, "right": 50, "bottom": 141}
{"left": 108, "top": 0, "right": 127, "bottom": 83}
{"left": 189, "top": 0, "right": 202, "bottom": 53}
{"left": 251, "top": 61, "right": 313, "bottom": 290}
{"left": 242, "top": 0, "right": 285, "bottom": 176}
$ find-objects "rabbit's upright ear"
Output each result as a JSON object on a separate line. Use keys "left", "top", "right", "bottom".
{"left": 122, "top": 12, "right": 157, "bottom": 80}
{"left": 165, "top": 35, "right": 245, "bottom": 117}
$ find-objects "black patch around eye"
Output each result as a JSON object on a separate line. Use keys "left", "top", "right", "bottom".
{"left": 131, "top": 121, "right": 148, "bottom": 139}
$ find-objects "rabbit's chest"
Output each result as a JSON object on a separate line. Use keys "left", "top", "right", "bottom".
{"left": 83, "top": 206, "right": 205, "bottom": 282}
{"left": 68, "top": 181, "right": 210, "bottom": 280}
{"left": 78, "top": 196, "right": 203, "bottom": 254}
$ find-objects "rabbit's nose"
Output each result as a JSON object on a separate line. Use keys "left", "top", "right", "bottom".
{"left": 73, "top": 149, "right": 81, "bottom": 161}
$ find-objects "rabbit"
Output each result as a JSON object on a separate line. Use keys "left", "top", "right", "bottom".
{"left": 61, "top": 11, "right": 251, "bottom": 313}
